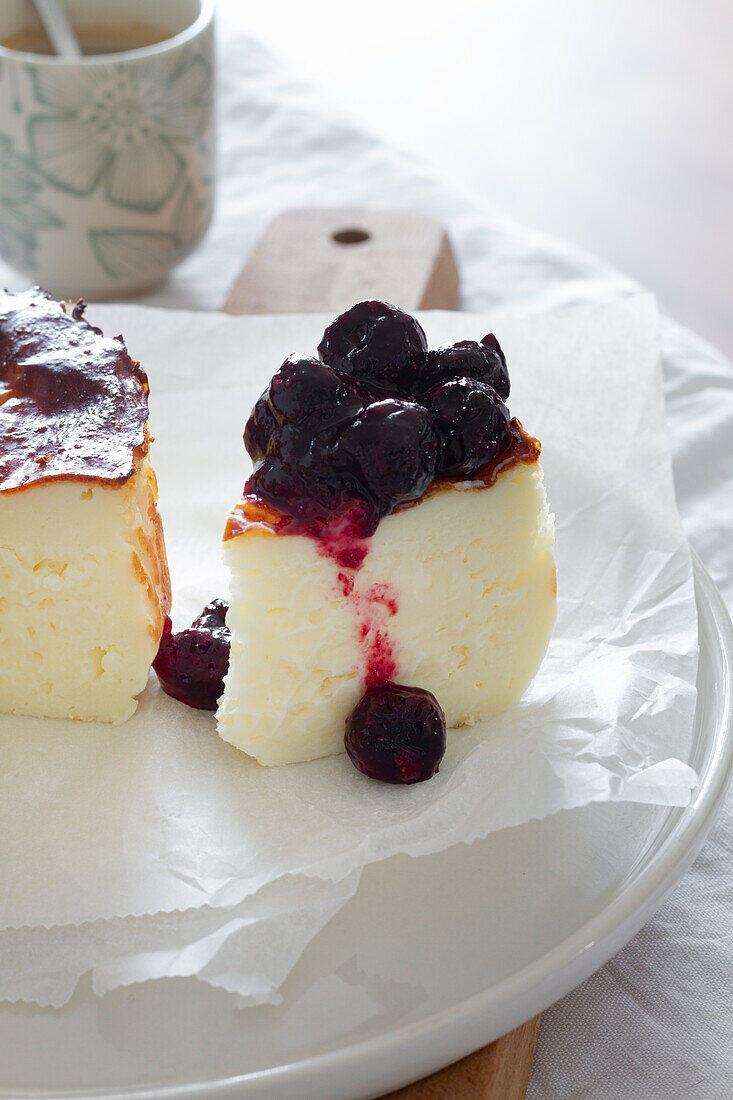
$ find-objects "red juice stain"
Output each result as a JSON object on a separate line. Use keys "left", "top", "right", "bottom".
{"left": 305, "top": 502, "right": 399, "bottom": 688}
{"left": 364, "top": 629, "right": 396, "bottom": 688}
{"left": 337, "top": 572, "right": 355, "bottom": 597}
{"left": 365, "top": 583, "right": 399, "bottom": 617}
{"left": 335, "top": 546, "right": 368, "bottom": 570}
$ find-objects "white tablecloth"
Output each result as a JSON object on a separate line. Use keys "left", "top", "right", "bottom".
{"left": 2, "top": 31, "right": 731, "bottom": 1099}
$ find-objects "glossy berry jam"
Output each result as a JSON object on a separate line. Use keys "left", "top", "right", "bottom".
{"left": 429, "top": 377, "right": 511, "bottom": 476}
{"left": 244, "top": 357, "right": 367, "bottom": 523}
{"left": 480, "top": 334, "right": 510, "bottom": 400}
{"left": 244, "top": 358, "right": 362, "bottom": 465}
{"left": 267, "top": 355, "right": 363, "bottom": 430}
{"left": 338, "top": 398, "right": 438, "bottom": 514}
{"left": 318, "top": 300, "right": 428, "bottom": 397}
{"left": 153, "top": 600, "right": 231, "bottom": 711}
{"left": 243, "top": 390, "right": 277, "bottom": 462}
{"left": 247, "top": 397, "right": 438, "bottom": 527}
{"left": 250, "top": 419, "right": 362, "bottom": 526}
{"left": 420, "top": 335, "right": 510, "bottom": 399}
{"left": 191, "top": 598, "right": 229, "bottom": 636}
{"left": 345, "top": 682, "right": 446, "bottom": 784}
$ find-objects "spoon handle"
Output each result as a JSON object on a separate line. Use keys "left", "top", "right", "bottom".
{"left": 32, "top": 0, "right": 82, "bottom": 58}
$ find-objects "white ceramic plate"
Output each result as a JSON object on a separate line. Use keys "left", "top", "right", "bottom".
{"left": 0, "top": 553, "right": 731, "bottom": 1100}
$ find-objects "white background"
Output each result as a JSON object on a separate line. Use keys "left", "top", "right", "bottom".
{"left": 219, "top": 0, "right": 733, "bottom": 361}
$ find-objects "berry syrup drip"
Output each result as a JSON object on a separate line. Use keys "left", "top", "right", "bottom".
{"left": 360, "top": 622, "right": 397, "bottom": 690}
{"left": 223, "top": 494, "right": 399, "bottom": 689}
{"left": 301, "top": 502, "right": 399, "bottom": 689}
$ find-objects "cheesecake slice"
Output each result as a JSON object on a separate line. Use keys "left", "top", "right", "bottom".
{"left": 217, "top": 301, "right": 556, "bottom": 767}
{"left": 0, "top": 288, "right": 170, "bottom": 724}
{"left": 220, "top": 430, "right": 555, "bottom": 766}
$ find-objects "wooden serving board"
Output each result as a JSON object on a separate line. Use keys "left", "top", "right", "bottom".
{"left": 225, "top": 208, "right": 459, "bottom": 315}
{"left": 225, "top": 207, "right": 540, "bottom": 1100}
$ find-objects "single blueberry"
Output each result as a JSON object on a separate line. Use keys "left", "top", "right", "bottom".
{"left": 153, "top": 601, "right": 231, "bottom": 712}
{"left": 429, "top": 377, "right": 511, "bottom": 476}
{"left": 345, "top": 682, "right": 446, "bottom": 784}
{"left": 318, "top": 300, "right": 428, "bottom": 397}
{"left": 249, "top": 426, "right": 356, "bottom": 524}
{"left": 267, "top": 354, "right": 362, "bottom": 429}
{"left": 338, "top": 398, "right": 438, "bottom": 513}
{"left": 248, "top": 446, "right": 309, "bottom": 514}
{"left": 419, "top": 336, "right": 510, "bottom": 399}
{"left": 480, "top": 333, "right": 510, "bottom": 400}
{"left": 243, "top": 390, "right": 278, "bottom": 462}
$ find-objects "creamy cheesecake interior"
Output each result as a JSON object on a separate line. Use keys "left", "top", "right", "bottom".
{"left": 218, "top": 456, "right": 556, "bottom": 766}
{"left": 0, "top": 457, "right": 168, "bottom": 723}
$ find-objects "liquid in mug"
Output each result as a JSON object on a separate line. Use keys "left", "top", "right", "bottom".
{"left": 0, "top": 22, "right": 171, "bottom": 56}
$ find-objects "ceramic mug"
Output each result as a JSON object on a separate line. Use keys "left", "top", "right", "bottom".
{"left": 0, "top": 0, "right": 214, "bottom": 299}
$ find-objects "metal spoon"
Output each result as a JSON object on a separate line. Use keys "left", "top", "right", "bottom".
{"left": 31, "top": 0, "right": 82, "bottom": 57}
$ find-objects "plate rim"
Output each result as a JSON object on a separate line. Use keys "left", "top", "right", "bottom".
{"left": 15, "top": 551, "right": 731, "bottom": 1100}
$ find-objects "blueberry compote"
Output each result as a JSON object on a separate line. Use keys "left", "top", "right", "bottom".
{"left": 345, "top": 683, "right": 446, "bottom": 784}
{"left": 239, "top": 302, "right": 521, "bottom": 782}
{"left": 153, "top": 599, "right": 230, "bottom": 711}
{"left": 243, "top": 300, "right": 514, "bottom": 533}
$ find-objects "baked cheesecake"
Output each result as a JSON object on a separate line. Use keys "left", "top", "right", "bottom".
{"left": 217, "top": 301, "right": 556, "bottom": 768}
{"left": 0, "top": 288, "right": 170, "bottom": 724}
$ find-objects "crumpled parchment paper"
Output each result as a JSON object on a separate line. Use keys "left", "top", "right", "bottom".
{"left": 0, "top": 294, "right": 698, "bottom": 1006}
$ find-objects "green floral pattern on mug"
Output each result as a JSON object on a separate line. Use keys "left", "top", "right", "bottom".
{"left": 0, "top": 16, "right": 214, "bottom": 296}
{"left": 89, "top": 228, "right": 180, "bottom": 279}
{"left": 88, "top": 175, "right": 213, "bottom": 279}
{"left": 0, "top": 133, "right": 63, "bottom": 269}
{"left": 26, "top": 45, "right": 212, "bottom": 213}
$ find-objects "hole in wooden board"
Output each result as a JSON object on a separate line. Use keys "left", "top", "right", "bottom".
{"left": 332, "top": 228, "right": 370, "bottom": 245}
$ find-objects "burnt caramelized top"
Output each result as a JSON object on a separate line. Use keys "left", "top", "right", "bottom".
{"left": 224, "top": 420, "right": 540, "bottom": 543}
{"left": 0, "top": 287, "right": 149, "bottom": 494}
